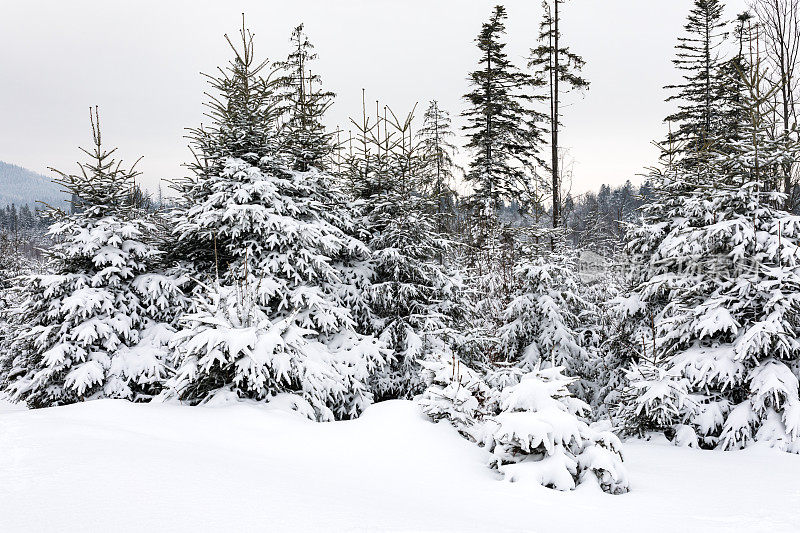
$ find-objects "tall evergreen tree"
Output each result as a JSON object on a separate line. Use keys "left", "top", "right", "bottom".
{"left": 170, "top": 22, "right": 282, "bottom": 280}
{"left": 664, "top": 0, "right": 729, "bottom": 166}
{"left": 462, "top": 5, "right": 547, "bottom": 212}
{"left": 528, "top": 0, "right": 590, "bottom": 230}
{"left": 459, "top": 6, "right": 548, "bottom": 364}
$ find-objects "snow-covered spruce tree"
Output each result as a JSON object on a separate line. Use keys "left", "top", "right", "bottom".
{"left": 274, "top": 23, "right": 336, "bottom": 172}
{"left": 344, "top": 97, "right": 465, "bottom": 400}
{"left": 462, "top": 4, "right": 547, "bottom": 211}
{"left": 610, "top": 133, "right": 707, "bottom": 433}
{"left": 0, "top": 109, "right": 183, "bottom": 407}
{"left": 497, "top": 248, "right": 599, "bottom": 405}
{"left": 715, "top": 11, "right": 753, "bottom": 163}
{"left": 619, "top": 53, "right": 800, "bottom": 451}
{"left": 168, "top": 23, "right": 384, "bottom": 421}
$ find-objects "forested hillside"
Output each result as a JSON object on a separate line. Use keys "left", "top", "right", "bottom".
{"left": 0, "top": 161, "right": 66, "bottom": 210}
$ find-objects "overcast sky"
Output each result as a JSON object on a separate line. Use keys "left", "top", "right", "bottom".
{"left": 1, "top": 0, "right": 748, "bottom": 196}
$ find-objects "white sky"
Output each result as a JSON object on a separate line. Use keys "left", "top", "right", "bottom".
{"left": 0, "top": 0, "right": 748, "bottom": 196}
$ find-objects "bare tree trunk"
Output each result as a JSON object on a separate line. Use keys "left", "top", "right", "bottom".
{"left": 551, "top": 0, "right": 560, "bottom": 230}
{"left": 486, "top": 46, "right": 494, "bottom": 210}
{"left": 753, "top": 0, "right": 800, "bottom": 206}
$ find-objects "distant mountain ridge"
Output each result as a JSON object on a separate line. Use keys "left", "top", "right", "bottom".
{"left": 0, "top": 161, "right": 68, "bottom": 210}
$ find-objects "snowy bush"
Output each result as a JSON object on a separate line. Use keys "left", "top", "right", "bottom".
{"left": 484, "top": 365, "right": 629, "bottom": 494}
{"left": 419, "top": 360, "right": 629, "bottom": 494}
{"left": 418, "top": 353, "right": 490, "bottom": 436}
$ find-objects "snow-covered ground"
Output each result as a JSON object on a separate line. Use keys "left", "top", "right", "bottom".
{"left": 1, "top": 399, "right": 798, "bottom": 533}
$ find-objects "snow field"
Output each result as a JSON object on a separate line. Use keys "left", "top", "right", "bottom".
{"left": 1, "top": 399, "right": 798, "bottom": 532}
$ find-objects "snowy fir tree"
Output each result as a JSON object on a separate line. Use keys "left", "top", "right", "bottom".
{"left": 0, "top": 109, "right": 184, "bottom": 407}
{"left": 482, "top": 364, "right": 629, "bottom": 493}
{"left": 344, "top": 98, "right": 465, "bottom": 400}
{"left": 618, "top": 49, "right": 800, "bottom": 451}
{"left": 498, "top": 251, "right": 599, "bottom": 404}
{"left": 169, "top": 22, "right": 283, "bottom": 280}
{"left": 417, "top": 353, "right": 491, "bottom": 438}
{"left": 167, "top": 22, "right": 385, "bottom": 420}
{"left": 457, "top": 196, "right": 538, "bottom": 369}
{"left": 418, "top": 357, "right": 630, "bottom": 494}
